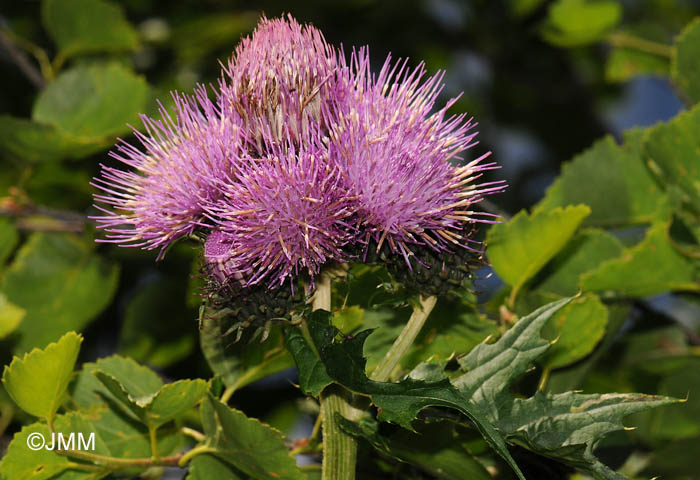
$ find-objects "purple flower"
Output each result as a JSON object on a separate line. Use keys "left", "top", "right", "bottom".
{"left": 92, "top": 86, "right": 247, "bottom": 257}
{"left": 329, "top": 48, "right": 505, "bottom": 263}
{"left": 203, "top": 128, "right": 356, "bottom": 288}
{"left": 220, "top": 14, "right": 341, "bottom": 150}
{"left": 91, "top": 14, "right": 505, "bottom": 292}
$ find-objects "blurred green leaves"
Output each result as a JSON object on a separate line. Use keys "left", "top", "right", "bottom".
{"left": 537, "top": 133, "right": 669, "bottom": 227}
{"left": 0, "top": 233, "right": 119, "bottom": 353}
{"left": 41, "top": 0, "right": 138, "bottom": 64}
{"left": 0, "top": 63, "right": 149, "bottom": 163}
{"left": 542, "top": 0, "right": 622, "bottom": 46}
{"left": 581, "top": 222, "right": 699, "bottom": 297}
{"left": 486, "top": 205, "right": 590, "bottom": 302}
{"left": 672, "top": 18, "right": 700, "bottom": 104}
{"left": 34, "top": 62, "right": 150, "bottom": 140}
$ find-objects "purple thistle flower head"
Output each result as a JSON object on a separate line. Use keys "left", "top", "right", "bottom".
{"left": 92, "top": 85, "right": 247, "bottom": 257}
{"left": 203, "top": 127, "right": 357, "bottom": 288}
{"left": 91, "top": 14, "right": 505, "bottom": 296}
{"left": 329, "top": 48, "right": 506, "bottom": 262}
{"left": 220, "top": 14, "right": 340, "bottom": 148}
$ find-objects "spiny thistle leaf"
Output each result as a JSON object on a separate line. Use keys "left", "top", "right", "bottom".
{"left": 302, "top": 309, "right": 528, "bottom": 480}
{"left": 302, "top": 297, "right": 678, "bottom": 480}
{"left": 451, "top": 298, "right": 680, "bottom": 480}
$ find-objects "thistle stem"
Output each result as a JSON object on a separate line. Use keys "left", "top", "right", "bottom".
{"left": 313, "top": 270, "right": 360, "bottom": 480}
{"left": 370, "top": 295, "right": 437, "bottom": 382}
{"left": 320, "top": 385, "right": 361, "bottom": 480}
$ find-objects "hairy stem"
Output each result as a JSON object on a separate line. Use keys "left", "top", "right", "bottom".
{"left": 312, "top": 270, "right": 360, "bottom": 480}
{"left": 320, "top": 385, "right": 362, "bottom": 480}
{"left": 370, "top": 295, "right": 438, "bottom": 382}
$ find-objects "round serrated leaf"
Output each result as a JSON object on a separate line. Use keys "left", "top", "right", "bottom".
{"left": 486, "top": 205, "right": 590, "bottom": 298}
{"left": 32, "top": 63, "right": 150, "bottom": 140}
{"left": 542, "top": 294, "right": 608, "bottom": 370}
{"left": 42, "top": 0, "right": 138, "bottom": 61}
{"left": 148, "top": 379, "right": 208, "bottom": 428}
{"left": 672, "top": 17, "right": 700, "bottom": 104}
{"left": 1, "top": 233, "right": 119, "bottom": 354}
{"left": 2, "top": 331, "right": 82, "bottom": 422}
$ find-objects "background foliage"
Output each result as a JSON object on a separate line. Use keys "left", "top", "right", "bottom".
{"left": 0, "top": 1, "right": 699, "bottom": 479}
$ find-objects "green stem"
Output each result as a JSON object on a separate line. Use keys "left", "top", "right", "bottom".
{"left": 181, "top": 426, "right": 206, "bottom": 443}
{"left": 313, "top": 270, "right": 360, "bottom": 480}
{"left": 370, "top": 295, "right": 437, "bottom": 382}
{"left": 148, "top": 423, "right": 159, "bottom": 461}
{"left": 321, "top": 385, "right": 361, "bottom": 480}
{"left": 178, "top": 444, "right": 217, "bottom": 467}
{"left": 606, "top": 32, "right": 673, "bottom": 58}
{"left": 58, "top": 449, "right": 183, "bottom": 468}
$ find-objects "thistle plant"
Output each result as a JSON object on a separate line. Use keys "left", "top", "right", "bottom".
{"left": 90, "top": 13, "right": 506, "bottom": 477}
{"left": 1, "top": 6, "right": 693, "bottom": 480}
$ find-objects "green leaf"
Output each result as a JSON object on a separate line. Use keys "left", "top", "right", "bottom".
{"left": 0, "top": 406, "right": 183, "bottom": 480}
{"left": 32, "top": 63, "right": 150, "bottom": 140}
{"left": 146, "top": 379, "right": 208, "bottom": 428}
{"left": 0, "top": 421, "right": 96, "bottom": 480}
{"left": 541, "top": 294, "right": 608, "bottom": 370}
{"left": 0, "top": 116, "right": 106, "bottom": 163}
{"left": 535, "top": 229, "right": 625, "bottom": 296}
{"left": 340, "top": 416, "right": 492, "bottom": 480}
{"left": 119, "top": 279, "right": 196, "bottom": 368}
{"left": 546, "top": 303, "right": 629, "bottom": 393}
{"left": 634, "top": 358, "right": 700, "bottom": 441}
{"left": 74, "top": 356, "right": 206, "bottom": 429}
{"left": 453, "top": 298, "right": 573, "bottom": 413}
{"left": 199, "top": 303, "right": 294, "bottom": 392}
{"left": 0, "top": 218, "right": 19, "bottom": 265}
{"left": 82, "top": 405, "right": 183, "bottom": 459}
{"left": 1, "top": 233, "right": 119, "bottom": 353}
{"left": 42, "top": 0, "right": 138, "bottom": 62}
{"left": 304, "top": 310, "right": 528, "bottom": 480}
{"left": 672, "top": 17, "right": 700, "bottom": 104}
{"left": 536, "top": 133, "right": 669, "bottom": 227}
{"left": 402, "top": 301, "right": 500, "bottom": 370}
{"left": 69, "top": 355, "right": 163, "bottom": 411}
{"left": 2, "top": 332, "right": 82, "bottom": 423}
{"left": 581, "top": 222, "right": 699, "bottom": 297}
{"left": 486, "top": 205, "right": 590, "bottom": 299}
{"left": 94, "top": 373, "right": 207, "bottom": 429}
{"left": 644, "top": 102, "right": 700, "bottom": 211}
{"left": 199, "top": 395, "right": 304, "bottom": 480}
{"left": 172, "top": 13, "right": 257, "bottom": 63}
{"left": 452, "top": 298, "right": 678, "bottom": 479}
{"left": 508, "top": 0, "right": 547, "bottom": 18}
{"left": 285, "top": 326, "right": 333, "bottom": 396}
{"left": 541, "top": 0, "right": 622, "bottom": 47}
{"left": 606, "top": 47, "right": 669, "bottom": 82}
{"left": 187, "top": 454, "right": 245, "bottom": 480}
{"left": 501, "top": 391, "right": 678, "bottom": 479}
{"left": 0, "top": 294, "right": 24, "bottom": 340}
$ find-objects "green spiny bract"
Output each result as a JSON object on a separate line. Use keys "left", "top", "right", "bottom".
{"left": 349, "top": 238, "right": 482, "bottom": 297}
{"left": 203, "top": 279, "right": 306, "bottom": 343}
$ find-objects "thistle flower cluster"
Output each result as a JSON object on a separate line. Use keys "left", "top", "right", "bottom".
{"left": 93, "top": 14, "right": 505, "bottom": 296}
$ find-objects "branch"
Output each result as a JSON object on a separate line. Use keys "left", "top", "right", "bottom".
{"left": 0, "top": 29, "right": 46, "bottom": 88}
